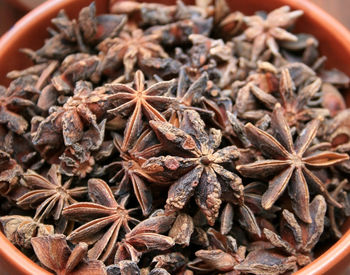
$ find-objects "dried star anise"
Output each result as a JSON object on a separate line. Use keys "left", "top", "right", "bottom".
{"left": 189, "top": 228, "right": 246, "bottom": 273}
{"left": 0, "top": 150, "right": 22, "bottom": 196}
{"left": 0, "top": 78, "right": 37, "bottom": 134}
{"left": 32, "top": 234, "right": 106, "bottom": 275}
{"left": 107, "top": 70, "right": 175, "bottom": 151}
{"left": 16, "top": 165, "right": 87, "bottom": 232}
{"left": 99, "top": 129, "right": 162, "bottom": 216}
{"left": 246, "top": 67, "right": 329, "bottom": 130}
{"left": 1, "top": 0, "right": 350, "bottom": 273}
{"left": 142, "top": 110, "right": 243, "bottom": 225}
{"left": 241, "top": 6, "right": 303, "bottom": 61}
{"left": 97, "top": 29, "right": 167, "bottom": 80}
{"left": 237, "top": 104, "right": 348, "bottom": 223}
{"left": 235, "top": 195, "right": 327, "bottom": 274}
{"left": 63, "top": 178, "right": 138, "bottom": 262}
{"left": 115, "top": 213, "right": 175, "bottom": 263}
{"left": 0, "top": 215, "right": 53, "bottom": 249}
{"left": 32, "top": 81, "right": 108, "bottom": 162}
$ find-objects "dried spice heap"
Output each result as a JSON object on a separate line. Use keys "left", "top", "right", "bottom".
{"left": 1, "top": 1, "right": 350, "bottom": 274}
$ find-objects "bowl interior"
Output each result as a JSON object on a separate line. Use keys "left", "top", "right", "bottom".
{"left": 0, "top": 0, "right": 350, "bottom": 274}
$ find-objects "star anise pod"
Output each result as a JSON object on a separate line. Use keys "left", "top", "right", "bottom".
{"left": 241, "top": 6, "right": 303, "bottom": 61}
{"left": 235, "top": 195, "right": 326, "bottom": 274}
{"left": 184, "top": 34, "right": 233, "bottom": 82}
{"left": 168, "top": 213, "right": 194, "bottom": 247}
{"left": 237, "top": 104, "right": 348, "bottom": 223}
{"left": 0, "top": 77, "right": 38, "bottom": 134}
{"left": 0, "top": 215, "right": 53, "bottom": 249}
{"left": 99, "top": 129, "right": 162, "bottom": 216}
{"left": 164, "top": 69, "right": 213, "bottom": 127}
{"left": 16, "top": 165, "right": 87, "bottom": 231}
{"left": 32, "top": 81, "right": 108, "bottom": 162}
{"left": 152, "top": 252, "right": 187, "bottom": 274}
{"left": 115, "top": 214, "right": 175, "bottom": 263}
{"left": 107, "top": 70, "right": 175, "bottom": 151}
{"left": 142, "top": 110, "right": 243, "bottom": 225}
{"left": 25, "top": 3, "right": 126, "bottom": 62}
{"left": 146, "top": 17, "right": 213, "bottom": 47}
{"left": 209, "top": 0, "right": 244, "bottom": 39}
{"left": 248, "top": 67, "right": 329, "bottom": 130}
{"left": 59, "top": 146, "right": 95, "bottom": 179}
{"left": 97, "top": 29, "right": 168, "bottom": 80}
{"left": 188, "top": 228, "right": 246, "bottom": 273}
{"left": 32, "top": 234, "right": 106, "bottom": 275}
{"left": 63, "top": 178, "right": 139, "bottom": 262}
{"left": 220, "top": 181, "right": 279, "bottom": 237}
{"left": 327, "top": 179, "right": 350, "bottom": 238}
{"left": 0, "top": 150, "right": 23, "bottom": 196}
{"left": 323, "top": 108, "right": 350, "bottom": 173}
{"left": 52, "top": 55, "right": 100, "bottom": 94}
{"left": 110, "top": 0, "right": 207, "bottom": 26}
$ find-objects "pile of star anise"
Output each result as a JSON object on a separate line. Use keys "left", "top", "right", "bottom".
{"left": 1, "top": 0, "right": 350, "bottom": 274}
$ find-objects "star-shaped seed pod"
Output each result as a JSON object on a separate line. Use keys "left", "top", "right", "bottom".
{"left": 164, "top": 69, "right": 213, "bottom": 127}
{"left": 188, "top": 228, "right": 246, "bottom": 273}
{"left": 235, "top": 195, "right": 327, "bottom": 274}
{"left": 247, "top": 67, "right": 329, "bottom": 130}
{"left": 0, "top": 77, "right": 38, "bottom": 134}
{"left": 97, "top": 29, "right": 168, "bottom": 80}
{"left": 115, "top": 214, "right": 175, "bottom": 263}
{"left": 63, "top": 179, "right": 139, "bottom": 262}
{"left": 0, "top": 150, "right": 23, "bottom": 197}
{"left": 16, "top": 165, "right": 87, "bottom": 232}
{"left": 0, "top": 215, "right": 53, "bottom": 249}
{"left": 32, "top": 81, "right": 108, "bottom": 162}
{"left": 107, "top": 70, "right": 175, "bottom": 151}
{"left": 237, "top": 104, "right": 348, "bottom": 223}
{"left": 32, "top": 234, "right": 106, "bottom": 275}
{"left": 99, "top": 129, "right": 162, "bottom": 216}
{"left": 241, "top": 6, "right": 303, "bottom": 61}
{"left": 142, "top": 110, "right": 243, "bottom": 225}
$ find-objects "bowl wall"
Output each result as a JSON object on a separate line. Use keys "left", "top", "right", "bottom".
{"left": 0, "top": 0, "right": 350, "bottom": 274}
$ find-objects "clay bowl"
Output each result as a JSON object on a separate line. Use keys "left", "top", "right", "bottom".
{"left": 1, "top": 0, "right": 350, "bottom": 274}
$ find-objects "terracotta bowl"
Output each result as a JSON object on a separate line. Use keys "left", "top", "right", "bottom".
{"left": 1, "top": 0, "right": 350, "bottom": 274}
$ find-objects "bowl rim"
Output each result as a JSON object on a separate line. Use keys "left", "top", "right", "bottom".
{"left": 1, "top": 0, "right": 350, "bottom": 274}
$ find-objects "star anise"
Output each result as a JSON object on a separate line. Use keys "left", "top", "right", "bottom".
{"left": 97, "top": 29, "right": 168, "bottom": 80}
{"left": 32, "top": 81, "right": 108, "bottom": 162}
{"left": 237, "top": 104, "right": 348, "bottom": 223}
{"left": 210, "top": 0, "right": 245, "bottom": 39}
{"left": 184, "top": 34, "right": 233, "bottom": 82}
{"left": 146, "top": 17, "right": 213, "bottom": 47}
{"left": 188, "top": 228, "right": 246, "bottom": 273}
{"left": 32, "top": 234, "right": 106, "bottom": 275}
{"left": 0, "top": 77, "right": 38, "bottom": 134}
{"left": 52, "top": 55, "right": 100, "bottom": 94}
{"left": 164, "top": 69, "right": 213, "bottom": 127}
{"left": 107, "top": 70, "right": 175, "bottom": 151}
{"left": 16, "top": 165, "right": 87, "bottom": 231}
{"left": 142, "top": 110, "right": 243, "bottom": 225}
{"left": 248, "top": 67, "right": 329, "bottom": 129}
{"left": 0, "top": 150, "right": 23, "bottom": 196}
{"left": 235, "top": 195, "right": 326, "bottom": 274}
{"left": 59, "top": 147, "right": 95, "bottom": 178}
{"left": 220, "top": 181, "right": 279, "bottom": 237}
{"left": 110, "top": 0, "right": 207, "bottom": 26}
{"left": 115, "top": 214, "right": 175, "bottom": 263}
{"left": 327, "top": 179, "right": 350, "bottom": 238}
{"left": 99, "top": 129, "right": 162, "bottom": 216}
{"left": 152, "top": 252, "right": 187, "bottom": 274}
{"left": 0, "top": 215, "right": 53, "bottom": 249}
{"left": 62, "top": 178, "right": 139, "bottom": 262}
{"left": 241, "top": 6, "right": 303, "bottom": 61}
